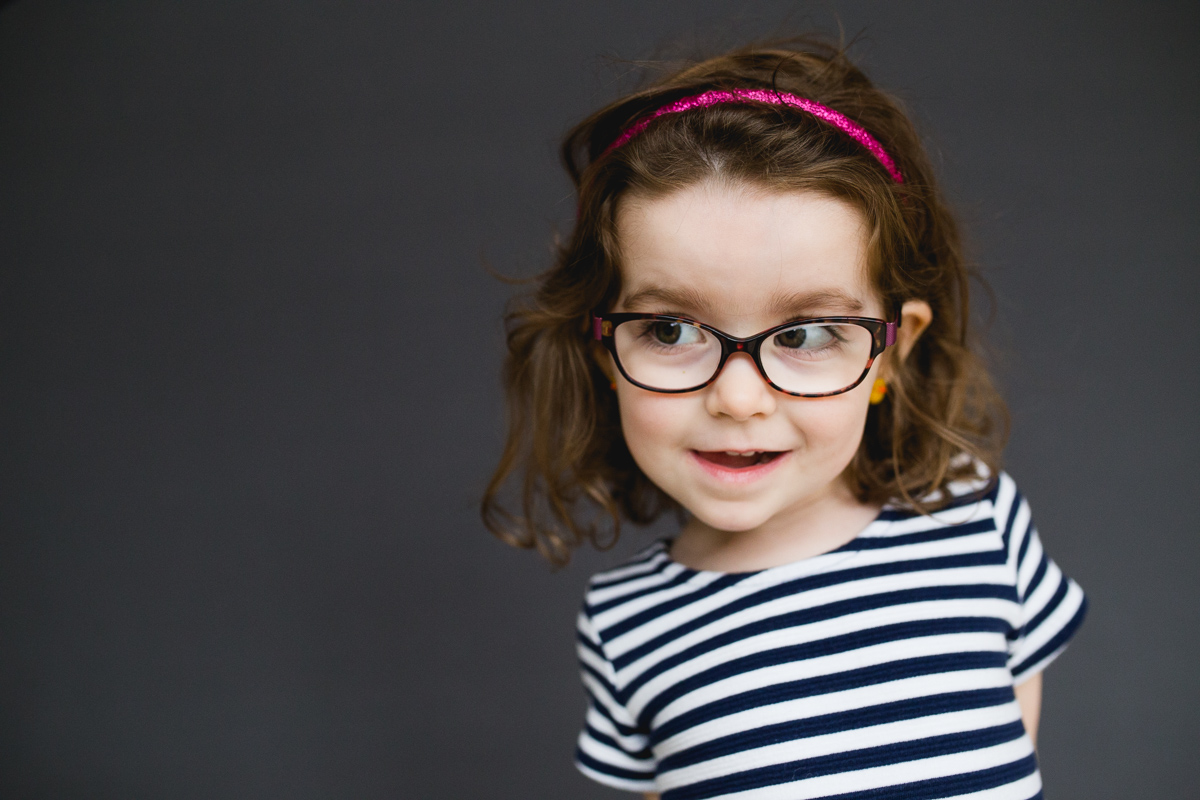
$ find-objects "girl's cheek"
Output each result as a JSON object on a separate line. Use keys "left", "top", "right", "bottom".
{"left": 617, "top": 391, "right": 690, "bottom": 451}
{"left": 782, "top": 394, "right": 871, "bottom": 449}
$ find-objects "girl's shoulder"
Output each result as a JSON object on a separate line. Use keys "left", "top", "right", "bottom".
{"left": 879, "top": 457, "right": 1014, "bottom": 519}
{"left": 582, "top": 539, "right": 676, "bottom": 602}
{"left": 875, "top": 466, "right": 1034, "bottom": 562}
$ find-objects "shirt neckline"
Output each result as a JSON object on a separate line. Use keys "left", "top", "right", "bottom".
{"left": 657, "top": 508, "right": 895, "bottom": 580}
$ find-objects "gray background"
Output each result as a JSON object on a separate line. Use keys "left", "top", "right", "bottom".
{"left": 1, "top": 1, "right": 1196, "bottom": 797}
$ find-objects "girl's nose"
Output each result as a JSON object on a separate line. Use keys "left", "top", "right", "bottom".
{"left": 704, "top": 353, "right": 777, "bottom": 420}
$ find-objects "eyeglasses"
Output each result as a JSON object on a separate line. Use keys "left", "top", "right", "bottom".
{"left": 592, "top": 312, "right": 898, "bottom": 397}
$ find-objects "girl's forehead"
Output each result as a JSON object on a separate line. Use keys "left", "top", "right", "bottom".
{"left": 615, "top": 183, "right": 880, "bottom": 320}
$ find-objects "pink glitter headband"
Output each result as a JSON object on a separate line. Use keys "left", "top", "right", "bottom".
{"left": 604, "top": 88, "right": 903, "bottom": 184}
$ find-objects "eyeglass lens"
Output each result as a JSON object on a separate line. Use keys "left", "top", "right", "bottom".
{"left": 613, "top": 319, "right": 874, "bottom": 394}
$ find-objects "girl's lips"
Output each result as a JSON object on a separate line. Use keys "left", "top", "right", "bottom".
{"left": 690, "top": 450, "right": 789, "bottom": 482}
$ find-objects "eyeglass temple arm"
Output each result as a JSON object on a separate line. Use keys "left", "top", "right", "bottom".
{"left": 885, "top": 302, "right": 903, "bottom": 347}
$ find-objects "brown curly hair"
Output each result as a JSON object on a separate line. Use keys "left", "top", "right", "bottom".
{"left": 482, "top": 39, "right": 1007, "bottom": 565}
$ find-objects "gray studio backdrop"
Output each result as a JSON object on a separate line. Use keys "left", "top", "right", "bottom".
{"left": 1, "top": 1, "right": 1196, "bottom": 797}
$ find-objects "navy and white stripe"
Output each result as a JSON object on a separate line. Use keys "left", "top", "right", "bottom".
{"left": 575, "top": 472, "right": 1087, "bottom": 799}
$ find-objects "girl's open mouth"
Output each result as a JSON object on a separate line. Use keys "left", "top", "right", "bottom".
{"left": 692, "top": 450, "right": 785, "bottom": 470}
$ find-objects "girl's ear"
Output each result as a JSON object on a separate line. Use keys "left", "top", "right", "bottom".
{"left": 893, "top": 299, "right": 933, "bottom": 364}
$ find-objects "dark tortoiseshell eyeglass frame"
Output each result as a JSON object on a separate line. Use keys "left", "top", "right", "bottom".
{"left": 591, "top": 310, "right": 899, "bottom": 397}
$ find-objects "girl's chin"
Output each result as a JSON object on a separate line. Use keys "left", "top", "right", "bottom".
{"left": 686, "top": 504, "right": 779, "bottom": 535}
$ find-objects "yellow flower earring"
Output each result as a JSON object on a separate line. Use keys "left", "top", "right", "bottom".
{"left": 869, "top": 378, "right": 888, "bottom": 405}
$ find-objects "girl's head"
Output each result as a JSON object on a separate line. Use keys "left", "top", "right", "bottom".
{"left": 485, "top": 40, "right": 1006, "bottom": 564}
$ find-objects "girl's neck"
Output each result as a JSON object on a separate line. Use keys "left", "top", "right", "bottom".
{"left": 670, "top": 482, "right": 881, "bottom": 573}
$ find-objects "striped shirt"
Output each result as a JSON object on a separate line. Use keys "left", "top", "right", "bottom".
{"left": 574, "top": 472, "right": 1087, "bottom": 799}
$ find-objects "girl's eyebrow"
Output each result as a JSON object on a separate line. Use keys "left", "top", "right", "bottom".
{"left": 621, "top": 285, "right": 712, "bottom": 314}
{"left": 770, "top": 289, "right": 866, "bottom": 317}
{"left": 621, "top": 286, "right": 866, "bottom": 316}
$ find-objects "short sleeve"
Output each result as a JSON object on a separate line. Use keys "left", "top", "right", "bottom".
{"left": 574, "top": 604, "right": 657, "bottom": 792}
{"left": 1004, "top": 488, "right": 1088, "bottom": 683}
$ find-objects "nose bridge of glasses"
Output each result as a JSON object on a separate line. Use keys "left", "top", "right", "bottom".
{"left": 707, "top": 327, "right": 766, "bottom": 381}
{"left": 715, "top": 325, "right": 764, "bottom": 349}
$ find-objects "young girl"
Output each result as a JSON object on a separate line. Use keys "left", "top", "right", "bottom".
{"left": 483, "top": 40, "right": 1086, "bottom": 800}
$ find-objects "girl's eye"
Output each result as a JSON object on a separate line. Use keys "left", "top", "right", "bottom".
{"left": 774, "top": 324, "right": 838, "bottom": 350}
{"left": 649, "top": 321, "right": 702, "bottom": 346}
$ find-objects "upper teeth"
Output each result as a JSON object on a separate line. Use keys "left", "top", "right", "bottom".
{"left": 725, "top": 451, "right": 760, "bottom": 456}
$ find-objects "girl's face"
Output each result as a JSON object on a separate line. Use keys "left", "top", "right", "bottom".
{"left": 609, "top": 182, "right": 885, "bottom": 536}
